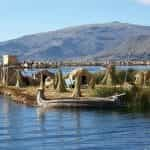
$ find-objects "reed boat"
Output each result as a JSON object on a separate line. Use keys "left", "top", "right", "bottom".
{"left": 36, "top": 88, "right": 126, "bottom": 108}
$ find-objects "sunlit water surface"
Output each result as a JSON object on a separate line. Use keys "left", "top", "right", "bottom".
{"left": 0, "top": 96, "right": 150, "bottom": 150}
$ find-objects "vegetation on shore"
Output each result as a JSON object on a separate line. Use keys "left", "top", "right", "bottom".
{"left": 0, "top": 85, "right": 37, "bottom": 106}
{"left": 1, "top": 64, "right": 150, "bottom": 111}
{"left": 89, "top": 85, "right": 150, "bottom": 111}
{"left": 88, "top": 66, "right": 150, "bottom": 111}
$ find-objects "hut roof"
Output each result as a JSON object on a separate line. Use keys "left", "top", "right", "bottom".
{"left": 69, "top": 68, "right": 91, "bottom": 79}
{"left": 135, "top": 72, "right": 144, "bottom": 78}
{"left": 35, "top": 70, "right": 55, "bottom": 78}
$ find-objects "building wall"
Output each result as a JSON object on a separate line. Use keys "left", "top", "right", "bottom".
{"left": 3, "top": 55, "right": 17, "bottom": 65}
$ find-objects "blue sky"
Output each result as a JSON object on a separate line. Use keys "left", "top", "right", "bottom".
{"left": 0, "top": 0, "right": 150, "bottom": 41}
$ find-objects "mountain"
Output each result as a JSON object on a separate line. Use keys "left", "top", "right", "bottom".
{"left": 0, "top": 22, "right": 150, "bottom": 61}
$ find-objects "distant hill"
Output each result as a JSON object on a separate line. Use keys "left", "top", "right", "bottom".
{"left": 0, "top": 22, "right": 150, "bottom": 61}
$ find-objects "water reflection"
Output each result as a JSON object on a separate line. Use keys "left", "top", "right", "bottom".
{"left": 1, "top": 96, "right": 150, "bottom": 149}
{"left": 36, "top": 107, "right": 46, "bottom": 123}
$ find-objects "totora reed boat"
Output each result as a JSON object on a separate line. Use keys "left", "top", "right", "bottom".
{"left": 36, "top": 88, "right": 127, "bottom": 109}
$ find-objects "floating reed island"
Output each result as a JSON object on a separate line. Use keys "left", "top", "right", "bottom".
{"left": 0, "top": 63, "right": 150, "bottom": 110}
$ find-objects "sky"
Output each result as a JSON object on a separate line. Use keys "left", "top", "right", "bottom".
{"left": 0, "top": 0, "right": 150, "bottom": 41}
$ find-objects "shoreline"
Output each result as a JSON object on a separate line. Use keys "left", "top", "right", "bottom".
{"left": 0, "top": 84, "right": 149, "bottom": 111}
{"left": 0, "top": 86, "right": 125, "bottom": 108}
{"left": 0, "top": 86, "right": 37, "bottom": 106}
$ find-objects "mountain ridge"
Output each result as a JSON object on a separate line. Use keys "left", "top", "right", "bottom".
{"left": 0, "top": 22, "right": 150, "bottom": 61}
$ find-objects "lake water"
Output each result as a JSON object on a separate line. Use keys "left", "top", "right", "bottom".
{"left": 22, "top": 65, "right": 150, "bottom": 76}
{"left": 0, "top": 96, "right": 150, "bottom": 150}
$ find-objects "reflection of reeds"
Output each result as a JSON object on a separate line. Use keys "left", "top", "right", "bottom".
{"left": 128, "top": 87, "right": 150, "bottom": 111}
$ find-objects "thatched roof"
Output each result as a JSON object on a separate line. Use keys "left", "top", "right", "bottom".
{"left": 69, "top": 68, "right": 91, "bottom": 80}
{"left": 134, "top": 71, "right": 150, "bottom": 85}
{"left": 2, "top": 68, "right": 17, "bottom": 86}
{"left": 35, "top": 70, "right": 55, "bottom": 79}
{"left": 135, "top": 72, "right": 144, "bottom": 78}
{"left": 101, "top": 64, "right": 117, "bottom": 85}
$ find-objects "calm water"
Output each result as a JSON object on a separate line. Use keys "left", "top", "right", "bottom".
{"left": 23, "top": 66, "right": 105, "bottom": 76}
{"left": 23, "top": 65, "right": 150, "bottom": 77}
{"left": 0, "top": 96, "right": 150, "bottom": 150}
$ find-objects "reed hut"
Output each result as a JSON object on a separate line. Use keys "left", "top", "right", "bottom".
{"left": 45, "top": 76, "right": 54, "bottom": 88}
{"left": 72, "top": 75, "right": 81, "bottom": 97}
{"left": 2, "top": 67, "right": 17, "bottom": 86}
{"left": 69, "top": 68, "right": 95, "bottom": 96}
{"left": 135, "top": 72, "right": 144, "bottom": 85}
{"left": 135, "top": 71, "right": 150, "bottom": 86}
{"left": 16, "top": 70, "right": 26, "bottom": 88}
{"left": 34, "top": 70, "right": 55, "bottom": 82}
{"left": 56, "top": 69, "right": 66, "bottom": 92}
{"left": 101, "top": 65, "right": 117, "bottom": 86}
{"left": 68, "top": 68, "right": 92, "bottom": 85}
{"left": 143, "top": 71, "right": 150, "bottom": 85}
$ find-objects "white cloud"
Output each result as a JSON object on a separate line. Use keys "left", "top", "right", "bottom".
{"left": 136, "top": 0, "right": 150, "bottom": 5}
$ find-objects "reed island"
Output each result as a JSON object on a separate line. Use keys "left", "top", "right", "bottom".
{"left": 0, "top": 55, "right": 150, "bottom": 111}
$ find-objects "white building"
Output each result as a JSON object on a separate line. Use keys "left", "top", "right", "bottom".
{"left": 3, "top": 55, "right": 18, "bottom": 65}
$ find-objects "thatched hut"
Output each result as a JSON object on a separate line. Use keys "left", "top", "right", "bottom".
{"left": 34, "top": 70, "right": 55, "bottom": 82}
{"left": 56, "top": 69, "right": 66, "bottom": 92}
{"left": 69, "top": 68, "right": 96, "bottom": 97}
{"left": 135, "top": 71, "right": 150, "bottom": 86}
{"left": 143, "top": 71, "right": 150, "bottom": 85}
{"left": 101, "top": 65, "right": 117, "bottom": 86}
{"left": 45, "top": 76, "right": 54, "bottom": 88}
{"left": 135, "top": 72, "right": 144, "bottom": 85}
{"left": 2, "top": 67, "right": 17, "bottom": 86}
{"left": 16, "top": 70, "right": 27, "bottom": 88}
{"left": 0, "top": 67, "right": 44, "bottom": 87}
{"left": 72, "top": 75, "right": 81, "bottom": 97}
{"left": 68, "top": 68, "right": 92, "bottom": 85}
{"left": 15, "top": 70, "right": 40, "bottom": 87}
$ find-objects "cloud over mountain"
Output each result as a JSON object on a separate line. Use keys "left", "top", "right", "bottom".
{"left": 136, "top": 0, "right": 150, "bottom": 5}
